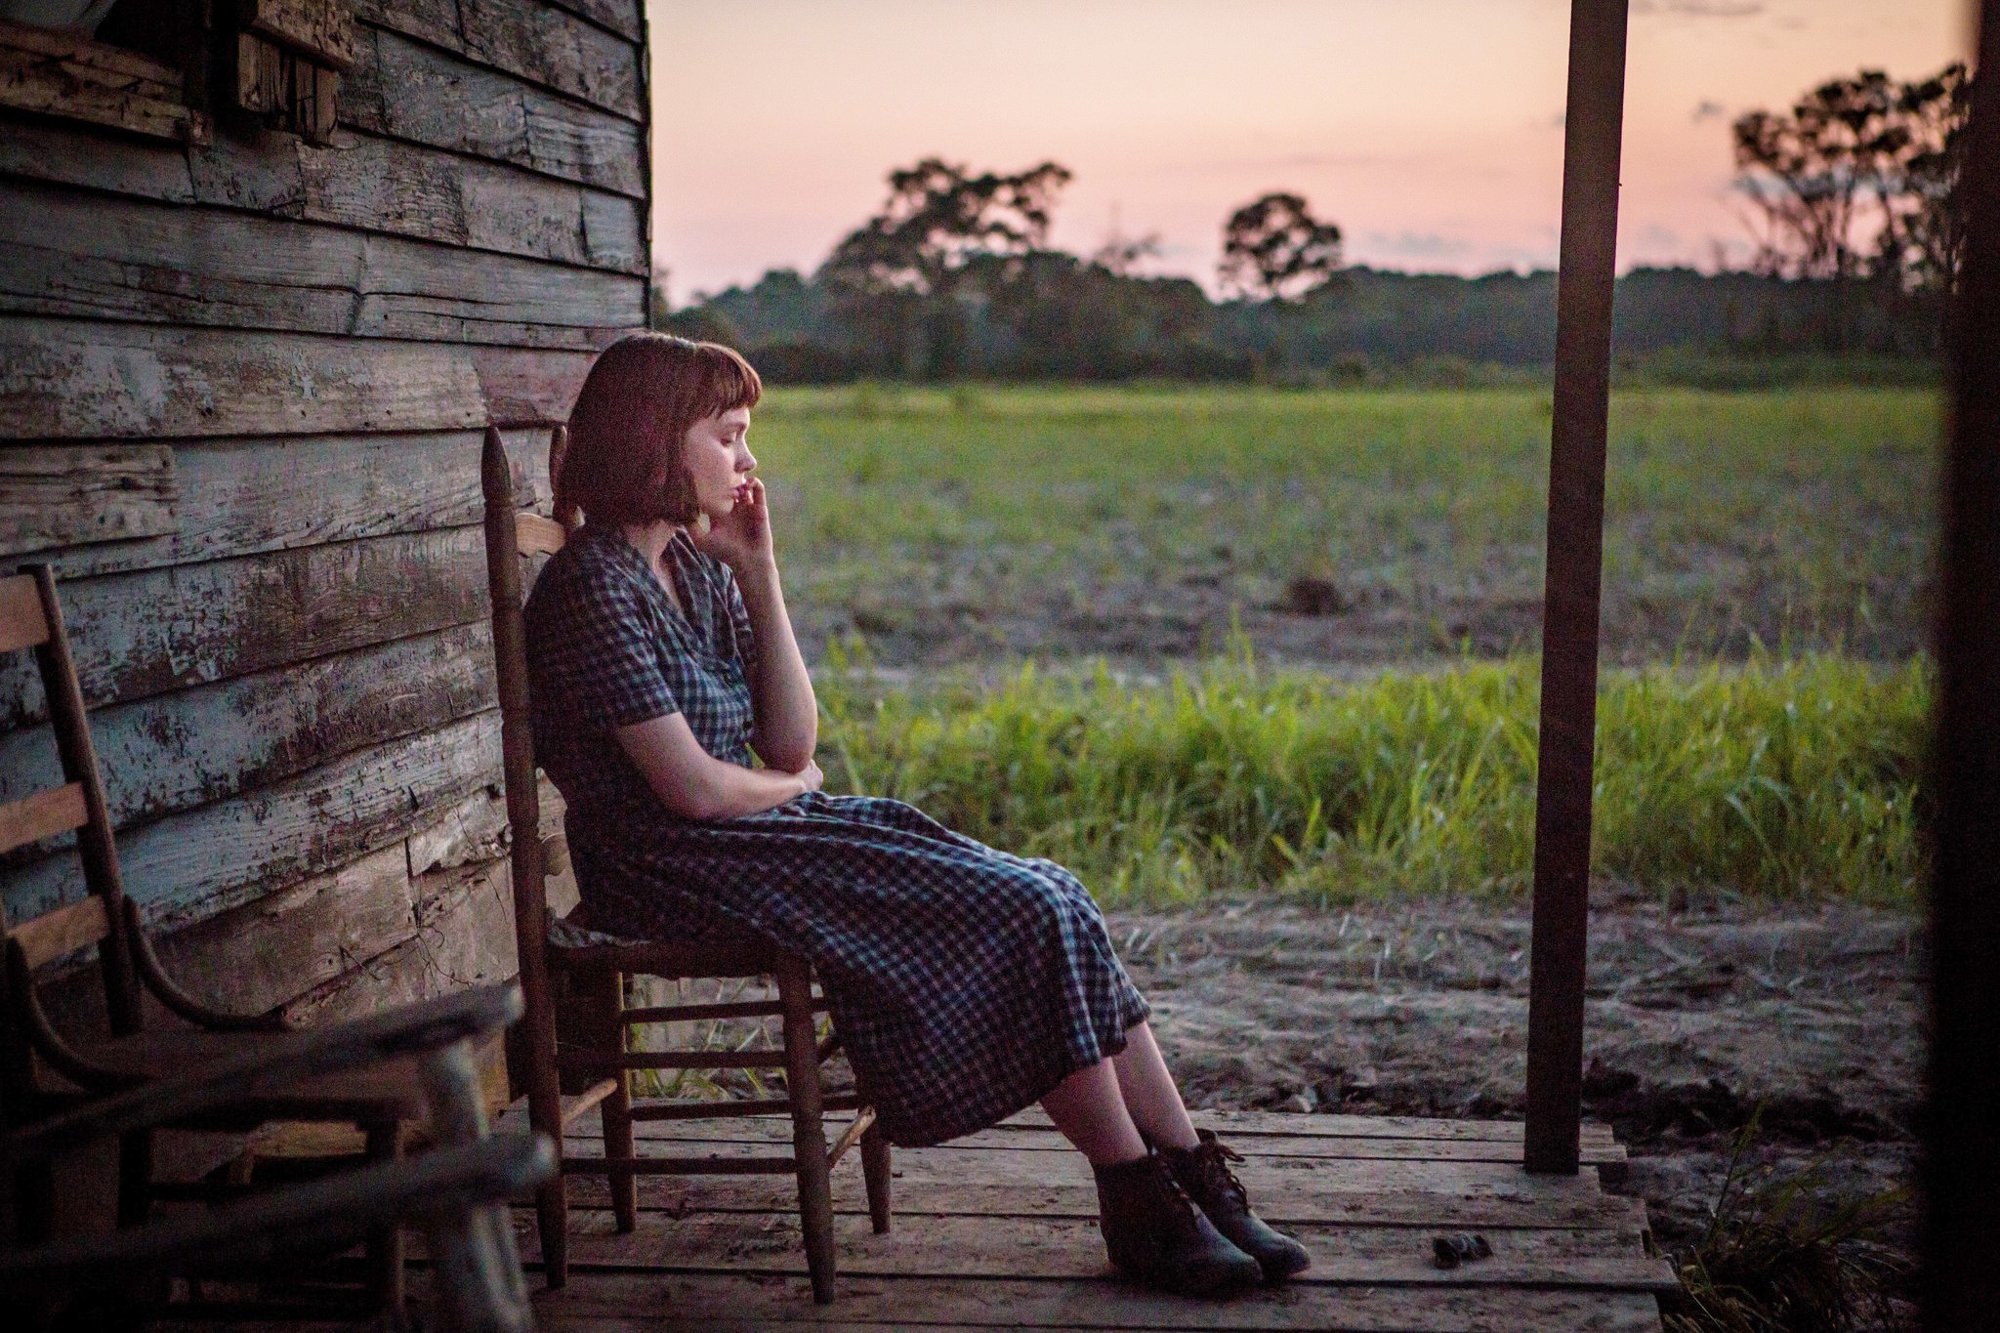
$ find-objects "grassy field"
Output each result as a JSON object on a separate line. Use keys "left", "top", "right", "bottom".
{"left": 751, "top": 385, "right": 1938, "bottom": 668}
{"left": 743, "top": 385, "right": 1936, "bottom": 904}
{"left": 816, "top": 649, "right": 1928, "bottom": 908}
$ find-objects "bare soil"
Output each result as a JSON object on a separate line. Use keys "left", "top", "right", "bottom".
{"left": 1105, "top": 892, "right": 1923, "bottom": 1288}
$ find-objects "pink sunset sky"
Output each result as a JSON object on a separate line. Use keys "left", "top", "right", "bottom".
{"left": 648, "top": 0, "right": 1974, "bottom": 303}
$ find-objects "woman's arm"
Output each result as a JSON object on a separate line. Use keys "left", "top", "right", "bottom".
{"left": 734, "top": 558, "right": 818, "bottom": 772}
{"left": 616, "top": 712, "right": 821, "bottom": 821}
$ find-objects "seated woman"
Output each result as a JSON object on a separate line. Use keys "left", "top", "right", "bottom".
{"left": 523, "top": 334, "right": 1308, "bottom": 1296}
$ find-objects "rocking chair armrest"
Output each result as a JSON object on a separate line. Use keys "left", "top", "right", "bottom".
{"left": 3, "top": 983, "right": 525, "bottom": 1168}
{"left": 5, "top": 939, "right": 143, "bottom": 1095}
{"left": 0, "top": 1131, "right": 554, "bottom": 1294}
{"left": 122, "top": 899, "right": 289, "bottom": 1033}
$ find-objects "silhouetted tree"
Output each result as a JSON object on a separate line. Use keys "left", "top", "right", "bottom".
{"left": 819, "top": 158, "right": 1072, "bottom": 377}
{"left": 1218, "top": 193, "right": 1343, "bottom": 303}
{"left": 1877, "top": 63, "right": 1973, "bottom": 294}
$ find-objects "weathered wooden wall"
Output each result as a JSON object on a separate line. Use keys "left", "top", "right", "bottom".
{"left": 0, "top": 0, "right": 643, "bottom": 1020}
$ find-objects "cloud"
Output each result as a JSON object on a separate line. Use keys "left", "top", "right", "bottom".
{"left": 1633, "top": 0, "right": 1765, "bottom": 16}
{"left": 1364, "top": 230, "right": 1475, "bottom": 260}
{"left": 1692, "top": 99, "right": 1728, "bottom": 122}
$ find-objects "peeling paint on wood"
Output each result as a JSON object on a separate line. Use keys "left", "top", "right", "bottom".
{"left": 0, "top": 445, "right": 178, "bottom": 556}
{"left": 3, "top": 711, "right": 502, "bottom": 928}
{"left": 15, "top": 430, "right": 551, "bottom": 582}
{"left": 0, "top": 526, "right": 490, "bottom": 729}
{"left": 0, "top": 621, "right": 495, "bottom": 829}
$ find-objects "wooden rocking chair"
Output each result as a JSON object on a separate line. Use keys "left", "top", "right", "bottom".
{"left": 0, "top": 566, "right": 422, "bottom": 1311}
{"left": 480, "top": 426, "right": 891, "bottom": 1303}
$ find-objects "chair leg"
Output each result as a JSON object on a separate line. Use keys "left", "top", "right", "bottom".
{"left": 363, "top": 1119, "right": 406, "bottom": 1318}
{"left": 588, "top": 970, "right": 638, "bottom": 1234}
{"left": 777, "top": 960, "right": 836, "bottom": 1304}
{"left": 861, "top": 1120, "right": 892, "bottom": 1236}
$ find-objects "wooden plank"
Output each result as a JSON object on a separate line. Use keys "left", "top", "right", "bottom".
{"left": 1, "top": 710, "right": 501, "bottom": 929}
{"left": 517, "top": 510, "right": 568, "bottom": 556}
{"left": 245, "top": 0, "right": 359, "bottom": 69}
{"left": 0, "top": 780, "right": 85, "bottom": 856}
{"left": 0, "top": 320, "right": 594, "bottom": 441}
{"left": 0, "top": 444, "right": 177, "bottom": 556}
{"left": 0, "top": 621, "right": 494, "bottom": 830}
{"left": 143, "top": 842, "right": 416, "bottom": 1018}
{"left": 556, "top": 1136, "right": 1601, "bottom": 1198}
{"left": 553, "top": 1175, "right": 1648, "bottom": 1232}
{"left": 0, "top": 117, "right": 645, "bottom": 273}
{"left": 543, "top": 0, "right": 643, "bottom": 42}
{"left": 0, "top": 178, "right": 643, "bottom": 346}
{"left": 0, "top": 23, "right": 207, "bottom": 145}
{"left": 10, "top": 893, "right": 109, "bottom": 969}
{"left": 11, "top": 429, "right": 551, "bottom": 582}
{"left": 0, "top": 526, "right": 490, "bottom": 730}
{"left": 522, "top": 1211, "right": 1675, "bottom": 1292}
{"left": 523, "top": 1272, "right": 1666, "bottom": 1331}
{"left": 354, "top": 0, "right": 643, "bottom": 121}
{"left": 616, "top": 1120, "right": 1623, "bottom": 1168}
{"left": 1003, "top": 1106, "right": 1620, "bottom": 1146}
{"left": 0, "top": 573, "right": 48, "bottom": 653}
{"left": 342, "top": 26, "right": 644, "bottom": 198}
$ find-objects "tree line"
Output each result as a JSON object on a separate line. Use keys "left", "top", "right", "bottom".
{"left": 662, "top": 63, "right": 1968, "bottom": 383}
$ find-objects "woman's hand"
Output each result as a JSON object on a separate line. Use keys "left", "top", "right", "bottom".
{"left": 794, "top": 758, "right": 824, "bottom": 796}
{"left": 691, "top": 476, "right": 776, "bottom": 573}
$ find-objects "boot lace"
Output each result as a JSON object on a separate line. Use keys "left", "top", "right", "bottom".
{"left": 1192, "top": 1138, "right": 1249, "bottom": 1209}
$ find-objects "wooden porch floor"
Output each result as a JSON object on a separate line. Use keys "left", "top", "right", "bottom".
{"left": 491, "top": 1106, "right": 1675, "bottom": 1332}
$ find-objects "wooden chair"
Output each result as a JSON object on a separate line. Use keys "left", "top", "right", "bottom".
{"left": 1, "top": 983, "right": 549, "bottom": 1332}
{"left": 481, "top": 426, "right": 891, "bottom": 1303}
{"left": 0, "top": 565, "right": 419, "bottom": 1309}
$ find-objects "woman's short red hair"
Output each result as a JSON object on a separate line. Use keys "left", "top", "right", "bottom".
{"left": 554, "top": 334, "right": 762, "bottom": 529}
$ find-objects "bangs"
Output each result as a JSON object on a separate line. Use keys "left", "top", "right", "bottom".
{"left": 688, "top": 342, "right": 763, "bottom": 422}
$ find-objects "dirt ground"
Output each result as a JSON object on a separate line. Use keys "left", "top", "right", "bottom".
{"left": 1103, "top": 892, "right": 1924, "bottom": 1290}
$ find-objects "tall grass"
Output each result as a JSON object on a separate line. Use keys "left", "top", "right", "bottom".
{"left": 816, "top": 646, "right": 1929, "bottom": 907}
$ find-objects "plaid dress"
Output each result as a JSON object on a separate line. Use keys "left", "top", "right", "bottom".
{"left": 523, "top": 527, "right": 1150, "bottom": 1147}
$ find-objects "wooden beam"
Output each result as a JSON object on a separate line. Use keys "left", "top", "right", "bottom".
{"left": 0, "top": 527, "right": 490, "bottom": 729}
{"left": 244, "top": 0, "right": 358, "bottom": 69}
{"left": 342, "top": 26, "right": 645, "bottom": 198}
{"left": 1923, "top": 1, "right": 2000, "bottom": 1326}
{"left": 0, "top": 119, "right": 646, "bottom": 274}
{"left": 0, "top": 621, "right": 493, "bottom": 829}
{"left": 0, "top": 320, "right": 594, "bottom": 440}
{"left": 0, "top": 179, "right": 643, "bottom": 347}
{"left": 353, "top": 0, "right": 643, "bottom": 122}
{"left": 1523, "top": 0, "right": 1631, "bottom": 1177}
{"left": 2, "top": 711, "right": 502, "bottom": 929}
{"left": 0, "top": 19, "right": 209, "bottom": 145}
{"left": 8, "top": 429, "right": 551, "bottom": 582}
{"left": 0, "top": 445, "right": 177, "bottom": 557}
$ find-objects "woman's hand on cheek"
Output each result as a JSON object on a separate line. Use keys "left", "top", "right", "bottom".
{"left": 692, "top": 477, "right": 776, "bottom": 571}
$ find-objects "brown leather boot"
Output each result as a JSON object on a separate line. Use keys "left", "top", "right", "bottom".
{"left": 1091, "top": 1151, "right": 1262, "bottom": 1295}
{"left": 1156, "top": 1130, "right": 1312, "bottom": 1282}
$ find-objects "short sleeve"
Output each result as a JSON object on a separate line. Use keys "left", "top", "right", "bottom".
{"left": 537, "top": 564, "right": 680, "bottom": 729}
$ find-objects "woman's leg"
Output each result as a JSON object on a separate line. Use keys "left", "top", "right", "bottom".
{"left": 1040, "top": 1058, "right": 1148, "bottom": 1165}
{"left": 1111, "top": 1021, "right": 1200, "bottom": 1151}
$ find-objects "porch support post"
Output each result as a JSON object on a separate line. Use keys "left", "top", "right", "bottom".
{"left": 1922, "top": 2, "right": 2000, "bottom": 1324}
{"left": 1523, "top": 0, "right": 1631, "bottom": 1176}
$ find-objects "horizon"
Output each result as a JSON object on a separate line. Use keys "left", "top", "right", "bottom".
{"left": 647, "top": 0, "right": 1973, "bottom": 305}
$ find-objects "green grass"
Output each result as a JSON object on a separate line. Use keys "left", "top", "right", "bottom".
{"left": 751, "top": 385, "right": 1939, "bottom": 664}
{"left": 816, "top": 647, "right": 1929, "bottom": 908}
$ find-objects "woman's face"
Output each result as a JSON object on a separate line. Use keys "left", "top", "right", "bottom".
{"left": 679, "top": 405, "right": 756, "bottom": 520}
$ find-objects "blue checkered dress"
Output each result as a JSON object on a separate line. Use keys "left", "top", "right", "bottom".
{"left": 523, "top": 527, "right": 1150, "bottom": 1147}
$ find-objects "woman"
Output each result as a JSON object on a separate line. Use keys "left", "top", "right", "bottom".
{"left": 524, "top": 334, "right": 1307, "bottom": 1296}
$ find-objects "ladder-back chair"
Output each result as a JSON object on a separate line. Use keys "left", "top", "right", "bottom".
{"left": 0, "top": 565, "right": 420, "bottom": 1309}
{"left": 481, "top": 426, "right": 890, "bottom": 1302}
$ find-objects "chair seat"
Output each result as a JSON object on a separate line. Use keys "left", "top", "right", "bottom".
{"left": 548, "top": 908, "right": 798, "bottom": 980}
{"left": 79, "top": 1028, "right": 427, "bottom": 1124}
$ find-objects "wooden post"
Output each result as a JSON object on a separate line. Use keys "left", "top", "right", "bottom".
{"left": 1923, "top": 2, "right": 2000, "bottom": 1324}
{"left": 480, "top": 426, "right": 570, "bottom": 1285}
{"left": 1523, "top": 0, "right": 1631, "bottom": 1176}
